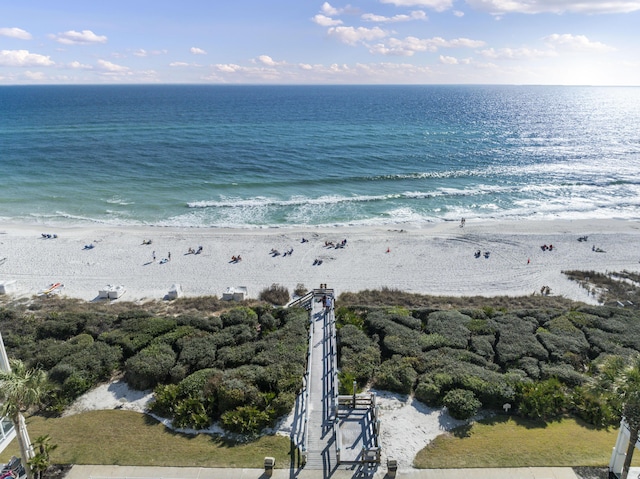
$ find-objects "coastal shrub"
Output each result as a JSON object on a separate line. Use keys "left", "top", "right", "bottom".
{"left": 338, "top": 370, "right": 358, "bottom": 395}
{"left": 336, "top": 307, "right": 365, "bottom": 330}
{"left": 516, "top": 378, "right": 567, "bottom": 419}
{"left": 150, "top": 384, "right": 179, "bottom": 417}
{"left": 99, "top": 316, "right": 178, "bottom": 358}
{"left": 338, "top": 324, "right": 381, "bottom": 385}
{"left": 220, "top": 405, "right": 273, "bottom": 435}
{"left": 469, "top": 335, "right": 495, "bottom": 360}
{"left": 387, "top": 310, "right": 421, "bottom": 330}
{"left": 539, "top": 363, "right": 586, "bottom": 387}
{"left": 269, "top": 391, "right": 296, "bottom": 418}
{"left": 215, "top": 377, "right": 254, "bottom": 415}
{"left": 171, "top": 296, "right": 222, "bottom": 312}
{"left": 216, "top": 342, "right": 260, "bottom": 368}
{"left": 37, "top": 318, "right": 84, "bottom": 341}
{"left": 61, "top": 372, "right": 93, "bottom": 400}
{"left": 584, "top": 328, "right": 620, "bottom": 356}
{"left": 259, "top": 284, "right": 290, "bottom": 306}
{"left": 33, "top": 334, "right": 94, "bottom": 369}
{"left": 414, "top": 379, "right": 441, "bottom": 406}
{"left": 494, "top": 316, "right": 548, "bottom": 365}
{"left": 516, "top": 357, "right": 541, "bottom": 379}
{"left": 116, "top": 309, "right": 153, "bottom": 321}
{"left": 571, "top": 386, "right": 619, "bottom": 427}
{"left": 382, "top": 333, "right": 422, "bottom": 358}
{"left": 125, "top": 343, "right": 176, "bottom": 390}
{"left": 537, "top": 315, "right": 590, "bottom": 362}
{"left": 443, "top": 389, "right": 481, "bottom": 420}
{"left": 220, "top": 307, "right": 259, "bottom": 327}
{"left": 48, "top": 363, "right": 77, "bottom": 384}
{"left": 467, "top": 318, "right": 497, "bottom": 336}
{"left": 177, "top": 368, "right": 221, "bottom": 399}
{"left": 258, "top": 312, "right": 279, "bottom": 334}
{"left": 175, "top": 314, "right": 222, "bottom": 332}
{"left": 419, "top": 333, "right": 451, "bottom": 351}
{"left": 294, "top": 283, "right": 308, "bottom": 297}
{"left": 223, "top": 323, "right": 258, "bottom": 345}
{"left": 151, "top": 325, "right": 197, "bottom": 349}
{"left": 373, "top": 355, "right": 417, "bottom": 394}
{"left": 425, "top": 311, "right": 472, "bottom": 349}
{"left": 121, "top": 316, "right": 177, "bottom": 336}
{"left": 53, "top": 342, "right": 122, "bottom": 384}
{"left": 176, "top": 334, "right": 218, "bottom": 372}
{"left": 172, "top": 397, "right": 211, "bottom": 429}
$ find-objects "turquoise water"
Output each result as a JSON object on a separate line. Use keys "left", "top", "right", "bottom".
{"left": 1, "top": 85, "right": 639, "bottom": 228}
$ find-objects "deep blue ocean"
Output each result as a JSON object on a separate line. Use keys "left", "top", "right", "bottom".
{"left": 1, "top": 85, "right": 639, "bottom": 228}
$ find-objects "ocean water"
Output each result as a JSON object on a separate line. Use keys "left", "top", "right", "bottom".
{"left": 1, "top": 84, "right": 639, "bottom": 228}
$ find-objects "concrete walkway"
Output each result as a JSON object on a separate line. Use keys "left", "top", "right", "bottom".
{"left": 64, "top": 464, "right": 583, "bottom": 479}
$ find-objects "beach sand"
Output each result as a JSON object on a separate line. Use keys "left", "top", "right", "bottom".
{"left": 1, "top": 219, "right": 640, "bottom": 304}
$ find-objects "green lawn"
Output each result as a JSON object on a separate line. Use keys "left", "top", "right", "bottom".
{"left": 0, "top": 410, "right": 294, "bottom": 468}
{"left": 415, "top": 415, "right": 640, "bottom": 469}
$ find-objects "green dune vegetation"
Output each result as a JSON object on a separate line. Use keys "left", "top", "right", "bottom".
{"left": 0, "top": 270, "right": 639, "bottom": 469}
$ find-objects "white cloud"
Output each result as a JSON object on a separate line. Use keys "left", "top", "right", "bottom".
{"left": 169, "top": 62, "right": 191, "bottom": 67}
{"left": 370, "top": 36, "right": 485, "bottom": 56}
{"left": 453, "top": 10, "right": 465, "bottom": 17}
{"left": 133, "top": 49, "right": 148, "bottom": 57}
{"left": 380, "top": 0, "right": 453, "bottom": 12}
{"left": 0, "top": 27, "right": 32, "bottom": 40}
{"left": 97, "top": 59, "right": 129, "bottom": 72}
{"left": 312, "top": 14, "right": 344, "bottom": 26}
{"left": 362, "top": 10, "right": 427, "bottom": 22}
{"left": 466, "top": 0, "right": 640, "bottom": 15}
{"left": 54, "top": 30, "right": 107, "bottom": 45}
{"left": 255, "top": 55, "right": 286, "bottom": 66}
{"left": 0, "top": 50, "right": 54, "bottom": 67}
{"left": 321, "top": 2, "right": 341, "bottom": 16}
{"left": 24, "top": 71, "right": 46, "bottom": 80}
{"left": 439, "top": 55, "right": 458, "bottom": 64}
{"left": 479, "top": 47, "right": 557, "bottom": 59}
{"left": 216, "top": 63, "right": 243, "bottom": 73}
{"left": 327, "top": 26, "right": 388, "bottom": 45}
{"left": 190, "top": 47, "right": 207, "bottom": 55}
{"left": 543, "top": 33, "right": 615, "bottom": 52}
{"left": 68, "top": 60, "right": 92, "bottom": 70}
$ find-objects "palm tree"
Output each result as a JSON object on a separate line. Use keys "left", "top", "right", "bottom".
{"left": 29, "top": 434, "right": 58, "bottom": 479}
{"left": 619, "top": 356, "right": 640, "bottom": 479}
{"left": 0, "top": 358, "right": 49, "bottom": 479}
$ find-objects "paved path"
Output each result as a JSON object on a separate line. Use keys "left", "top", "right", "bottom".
{"left": 64, "top": 464, "right": 584, "bottom": 479}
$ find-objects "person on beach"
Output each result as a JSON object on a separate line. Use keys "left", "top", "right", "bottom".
{"left": 168, "top": 252, "right": 171, "bottom": 261}
{"left": 152, "top": 251, "right": 156, "bottom": 262}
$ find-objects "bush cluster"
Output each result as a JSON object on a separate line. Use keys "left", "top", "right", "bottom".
{"left": 333, "top": 300, "right": 640, "bottom": 428}
{"left": 0, "top": 302, "right": 308, "bottom": 435}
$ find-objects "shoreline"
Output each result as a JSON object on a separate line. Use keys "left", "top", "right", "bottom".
{"left": 1, "top": 218, "right": 639, "bottom": 304}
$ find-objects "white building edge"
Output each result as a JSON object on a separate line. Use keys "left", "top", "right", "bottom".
{"left": 0, "top": 332, "right": 17, "bottom": 454}
{"left": 609, "top": 418, "right": 640, "bottom": 478}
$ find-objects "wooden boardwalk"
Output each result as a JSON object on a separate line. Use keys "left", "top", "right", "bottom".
{"left": 299, "top": 290, "right": 380, "bottom": 477}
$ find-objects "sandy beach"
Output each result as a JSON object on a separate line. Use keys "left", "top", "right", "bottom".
{"left": 1, "top": 219, "right": 640, "bottom": 304}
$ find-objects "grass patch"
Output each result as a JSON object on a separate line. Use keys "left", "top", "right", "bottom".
{"left": 415, "top": 415, "right": 640, "bottom": 469}
{"left": 0, "top": 411, "right": 293, "bottom": 468}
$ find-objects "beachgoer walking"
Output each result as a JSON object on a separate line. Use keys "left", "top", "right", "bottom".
{"left": 168, "top": 252, "right": 171, "bottom": 261}
{"left": 152, "top": 251, "right": 156, "bottom": 262}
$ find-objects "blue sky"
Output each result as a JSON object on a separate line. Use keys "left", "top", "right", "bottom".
{"left": 1, "top": 0, "right": 639, "bottom": 85}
